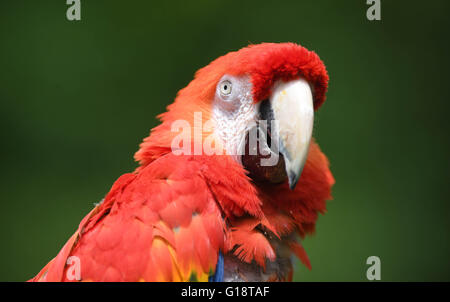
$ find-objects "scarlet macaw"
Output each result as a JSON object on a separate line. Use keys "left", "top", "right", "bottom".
{"left": 30, "top": 43, "right": 334, "bottom": 282}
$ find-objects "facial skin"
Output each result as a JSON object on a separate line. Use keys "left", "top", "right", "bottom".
{"left": 212, "top": 75, "right": 314, "bottom": 189}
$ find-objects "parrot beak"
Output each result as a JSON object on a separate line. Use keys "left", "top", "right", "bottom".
{"left": 269, "top": 78, "right": 314, "bottom": 189}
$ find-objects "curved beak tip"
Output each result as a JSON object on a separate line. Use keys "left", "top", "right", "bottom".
{"left": 269, "top": 78, "right": 314, "bottom": 191}
{"left": 288, "top": 169, "right": 300, "bottom": 190}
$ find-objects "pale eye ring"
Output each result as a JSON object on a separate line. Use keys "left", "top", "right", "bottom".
{"left": 219, "top": 80, "right": 232, "bottom": 96}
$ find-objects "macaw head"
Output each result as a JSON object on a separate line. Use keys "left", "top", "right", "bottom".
{"left": 136, "top": 42, "right": 330, "bottom": 186}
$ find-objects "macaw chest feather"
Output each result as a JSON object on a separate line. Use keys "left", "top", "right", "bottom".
{"left": 223, "top": 238, "right": 294, "bottom": 282}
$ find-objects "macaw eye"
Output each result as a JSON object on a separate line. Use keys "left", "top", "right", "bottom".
{"left": 219, "top": 80, "right": 232, "bottom": 96}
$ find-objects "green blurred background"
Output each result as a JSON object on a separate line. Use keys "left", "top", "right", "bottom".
{"left": 0, "top": 0, "right": 449, "bottom": 281}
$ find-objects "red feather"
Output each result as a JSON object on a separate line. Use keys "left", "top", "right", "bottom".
{"left": 31, "top": 43, "right": 333, "bottom": 281}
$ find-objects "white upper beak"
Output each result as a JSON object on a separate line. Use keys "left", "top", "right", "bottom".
{"left": 270, "top": 78, "right": 314, "bottom": 189}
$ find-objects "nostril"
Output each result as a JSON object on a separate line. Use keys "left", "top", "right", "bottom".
{"left": 258, "top": 99, "right": 273, "bottom": 122}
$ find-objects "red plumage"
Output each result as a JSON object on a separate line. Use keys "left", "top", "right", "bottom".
{"left": 30, "top": 43, "right": 334, "bottom": 282}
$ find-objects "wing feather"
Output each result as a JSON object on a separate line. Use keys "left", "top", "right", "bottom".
{"left": 31, "top": 154, "right": 228, "bottom": 282}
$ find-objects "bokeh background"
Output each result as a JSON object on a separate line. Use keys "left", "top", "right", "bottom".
{"left": 0, "top": 0, "right": 449, "bottom": 282}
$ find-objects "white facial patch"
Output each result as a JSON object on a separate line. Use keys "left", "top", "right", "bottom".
{"left": 212, "top": 75, "right": 259, "bottom": 161}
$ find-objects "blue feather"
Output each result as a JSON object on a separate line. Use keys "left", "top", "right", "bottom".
{"left": 208, "top": 251, "right": 224, "bottom": 282}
